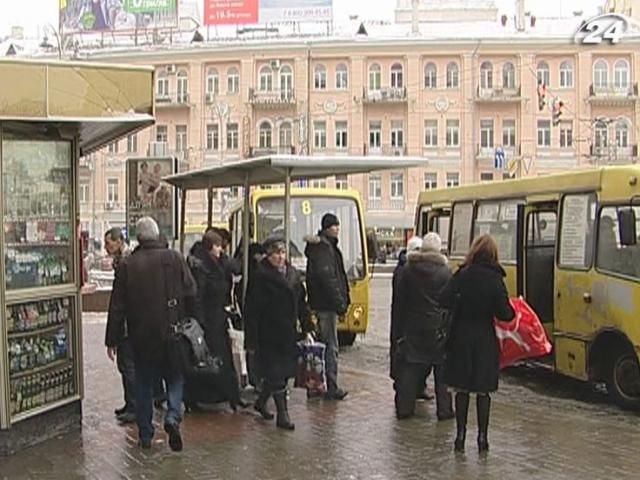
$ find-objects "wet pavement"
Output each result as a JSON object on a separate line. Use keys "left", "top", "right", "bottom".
{"left": 2, "top": 276, "right": 640, "bottom": 479}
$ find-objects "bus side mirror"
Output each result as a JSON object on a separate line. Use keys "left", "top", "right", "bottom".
{"left": 618, "top": 208, "right": 637, "bottom": 246}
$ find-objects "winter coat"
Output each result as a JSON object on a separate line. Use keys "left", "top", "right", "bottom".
{"left": 394, "top": 250, "right": 452, "bottom": 366}
{"left": 244, "top": 259, "right": 312, "bottom": 382}
{"left": 105, "top": 240, "right": 197, "bottom": 365}
{"left": 304, "top": 231, "right": 350, "bottom": 314}
{"left": 187, "top": 241, "right": 233, "bottom": 357}
{"left": 441, "top": 261, "right": 515, "bottom": 393}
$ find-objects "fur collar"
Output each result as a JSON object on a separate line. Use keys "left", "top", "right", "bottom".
{"left": 407, "top": 250, "right": 448, "bottom": 266}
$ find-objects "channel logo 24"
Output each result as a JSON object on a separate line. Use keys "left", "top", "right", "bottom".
{"left": 575, "top": 13, "right": 629, "bottom": 44}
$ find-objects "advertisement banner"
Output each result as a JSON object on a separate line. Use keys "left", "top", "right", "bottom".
{"left": 204, "top": 0, "right": 259, "bottom": 25}
{"left": 61, "top": 0, "right": 178, "bottom": 33}
{"left": 126, "top": 157, "right": 176, "bottom": 242}
{"left": 259, "top": 0, "right": 332, "bottom": 23}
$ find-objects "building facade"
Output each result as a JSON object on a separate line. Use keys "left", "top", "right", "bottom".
{"left": 77, "top": 14, "right": 640, "bottom": 246}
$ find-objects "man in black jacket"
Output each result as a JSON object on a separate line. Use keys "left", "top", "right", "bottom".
{"left": 304, "top": 213, "right": 350, "bottom": 400}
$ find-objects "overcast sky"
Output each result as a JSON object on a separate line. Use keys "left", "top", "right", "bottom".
{"left": 0, "top": 0, "right": 603, "bottom": 37}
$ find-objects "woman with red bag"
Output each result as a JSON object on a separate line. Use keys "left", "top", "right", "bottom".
{"left": 441, "top": 235, "right": 514, "bottom": 453}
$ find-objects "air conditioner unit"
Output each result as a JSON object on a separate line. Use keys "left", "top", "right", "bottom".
{"left": 270, "top": 59, "right": 281, "bottom": 69}
{"left": 167, "top": 64, "right": 177, "bottom": 74}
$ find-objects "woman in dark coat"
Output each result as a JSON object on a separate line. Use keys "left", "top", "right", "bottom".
{"left": 441, "top": 234, "right": 515, "bottom": 453}
{"left": 393, "top": 233, "right": 454, "bottom": 420}
{"left": 187, "top": 230, "right": 247, "bottom": 411}
{"left": 244, "top": 236, "right": 312, "bottom": 430}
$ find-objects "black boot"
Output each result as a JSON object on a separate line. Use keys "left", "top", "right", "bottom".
{"left": 273, "top": 390, "right": 295, "bottom": 431}
{"left": 454, "top": 392, "right": 470, "bottom": 453}
{"left": 254, "top": 382, "right": 274, "bottom": 420}
{"left": 477, "top": 394, "right": 491, "bottom": 453}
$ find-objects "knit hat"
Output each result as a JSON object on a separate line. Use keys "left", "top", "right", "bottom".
{"left": 406, "top": 236, "right": 423, "bottom": 252}
{"left": 421, "top": 232, "right": 443, "bottom": 253}
{"left": 321, "top": 213, "right": 340, "bottom": 231}
{"left": 263, "top": 236, "right": 286, "bottom": 255}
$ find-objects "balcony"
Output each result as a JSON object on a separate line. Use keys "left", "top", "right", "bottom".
{"left": 249, "top": 146, "right": 296, "bottom": 157}
{"left": 475, "top": 86, "right": 522, "bottom": 102}
{"left": 476, "top": 145, "right": 521, "bottom": 168}
{"left": 362, "top": 87, "right": 407, "bottom": 104}
{"left": 155, "top": 94, "right": 192, "bottom": 108}
{"left": 588, "top": 83, "right": 638, "bottom": 104}
{"left": 104, "top": 202, "right": 122, "bottom": 211}
{"left": 147, "top": 142, "right": 170, "bottom": 157}
{"left": 367, "top": 199, "right": 382, "bottom": 210}
{"left": 390, "top": 198, "right": 406, "bottom": 210}
{"left": 590, "top": 144, "right": 638, "bottom": 164}
{"left": 249, "top": 88, "right": 296, "bottom": 108}
{"left": 364, "top": 144, "right": 408, "bottom": 156}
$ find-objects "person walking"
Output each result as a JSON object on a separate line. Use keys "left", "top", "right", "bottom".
{"left": 106, "top": 217, "right": 197, "bottom": 452}
{"left": 104, "top": 227, "right": 136, "bottom": 424}
{"left": 304, "top": 213, "right": 350, "bottom": 401}
{"left": 441, "top": 234, "right": 514, "bottom": 453}
{"left": 392, "top": 233, "right": 454, "bottom": 420}
{"left": 245, "top": 237, "right": 313, "bottom": 430}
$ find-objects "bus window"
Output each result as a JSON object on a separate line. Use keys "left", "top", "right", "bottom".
{"left": 596, "top": 206, "right": 640, "bottom": 279}
{"left": 528, "top": 211, "right": 557, "bottom": 246}
{"left": 558, "top": 193, "right": 597, "bottom": 270}
{"left": 428, "top": 213, "right": 450, "bottom": 250}
{"left": 418, "top": 205, "right": 430, "bottom": 236}
{"left": 450, "top": 202, "right": 473, "bottom": 257}
{"left": 473, "top": 200, "right": 520, "bottom": 263}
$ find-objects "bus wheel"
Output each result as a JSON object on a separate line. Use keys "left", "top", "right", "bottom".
{"left": 607, "top": 351, "right": 640, "bottom": 410}
{"left": 338, "top": 332, "right": 356, "bottom": 347}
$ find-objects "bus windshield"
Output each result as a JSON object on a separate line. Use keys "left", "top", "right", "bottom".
{"left": 255, "top": 196, "right": 365, "bottom": 280}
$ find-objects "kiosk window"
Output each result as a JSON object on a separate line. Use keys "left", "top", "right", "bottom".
{"left": 450, "top": 202, "right": 473, "bottom": 257}
{"left": 558, "top": 193, "right": 597, "bottom": 269}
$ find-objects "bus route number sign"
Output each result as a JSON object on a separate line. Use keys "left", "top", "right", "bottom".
{"left": 302, "top": 200, "right": 312, "bottom": 216}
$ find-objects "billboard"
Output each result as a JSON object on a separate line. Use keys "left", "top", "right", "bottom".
{"left": 61, "top": 0, "right": 178, "bottom": 33}
{"left": 204, "top": 0, "right": 258, "bottom": 25}
{"left": 259, "top": 0, "right": 332, "bottom": 23}
{"left": 126, "top": 157, "right": 177, "bottom": 242}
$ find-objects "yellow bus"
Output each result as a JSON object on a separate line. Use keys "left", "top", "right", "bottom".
{"left": 180, "top": 222, "right": 228, "bottom": 255}
{"left": 415, "top": 166, "right": 640, "bottom": 409}
{"left": 229, "top": 188, "right": 370, "bottom": 346}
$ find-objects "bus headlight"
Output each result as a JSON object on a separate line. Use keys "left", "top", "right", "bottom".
{"left": 352, "top": 305, "right": 364, "bottom": 320}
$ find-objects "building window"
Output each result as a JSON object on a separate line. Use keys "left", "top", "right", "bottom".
{"left": 311, "top": 179, "right": 327, "bottom": 189}
{"left": 446, "top": 119, "right": 460, "bottom": 147}
{"left": 502, "top": 62, "right": 515, "bottom": 89}
{"left": 595, "top": 121, "right": 608, "bottom": 148}
{"left": 424, "top": 62, "right": 437, "bottom": 88}
{"left": 259, "top": 66, "right": 273, "bottom": 91}
{"left": 227, "top": 67, "right": 240, "bottom": 94}
{"left": 176, "top": 125, "right": 188, "bottom": 152}
{"left": 313, "top": 121, "right": 327, "bottom": 149}
{"left": 391, "top": 121, "right": 404, "bottom": 148}
{"left": 127, "top": 134, "right": 137, "bottom": 153}
{"left": 335, "top": 121, "right": 348, "bottom": 149}
{"left": 369, "top": 174, "right": 382, "bottom": 199}
{"left": 446, "top": 172, "right": 460, "bottom": 188}
{"left": 156, "top": 125, "right": 168, "bottom": 143}
{"left": 446, "top": 62, "right": 459, "bottom": 88}
{"left": 616, "top": 120, "right": 629, "bottom": 147}
{"left": 369, "top": 121, "right": 381, "bottom": 149}
{"left": 227, "top": 123, "right": 239, "bottom": 150}
{"left": 560, "top": 61, "right": 573, "bottom": 88}
{"left": 314, "top": 64, "right": 327, "bottom": 90}
{"left": 614, "top": 59, "right": 629, "bottom": 89}
{"left": 107, "top": 178, "right": 119, "bottom": 204}
{"left": 335, "top": 175, "right": 348, "bottom": 190}
{"left": 537, "top": 120, "right": 551, "bottom": 147}
{"left": 480, "top": 172, "right": 494, "bottom": 182}
{"left": 369, "top": 64, "right": 381, "bottom": 91}
{"left": 279, "top": 65, "right": 293, "bottom": 98}
{"left": 480, "top": 119, "right": 494, "bottom": 148}
{"left": 336, "top": 63, "right": 348, "bottom": 89}
{"left": 259, "top": 121, "right": 272, "bottom": 148}
{"left": 207, "top": 68, "right": 219, "bottom": 95}
{"left": 424, "top": 120, "right": 438, "bottom": 147}
{"left": 390, "top": 63, "right": 403, "bottom": 89}
{"left": 177, "top": 71, "right": 189, "bottom": 103}
{"left": 537, "top": 61, "right": 550, "bottom": 86}
{"left": 480, "top": 61, "right": 493, "bottom": 89}
{"left": 279, "top": 121, "right": 293, "bottom": 149}
{"left": 424, "top": 172, "right": 438, "bottom": 190}
{"left": 390, "top": 173, "right": 404, "bottom": 199}
{"left": 593, "top": 60, "right": 608, "bottom": 89}
{"left": 502, "top": 119, "right": 516, "bottom": 148}
{"left": 107, "top": 141, "right": 118, "bottom": 154}
{"left": 79, "top": 181, "right": 89, "bottom": 203}
{"left": 156, "top": 74, "right": 169, "bottom": 98}
{"left": 560, "top": 123, "right": 573, "bottom": 148}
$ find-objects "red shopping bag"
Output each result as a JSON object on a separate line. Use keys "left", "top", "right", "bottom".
{"left": 495, "top": 297, "right": 552, "bottom": 369}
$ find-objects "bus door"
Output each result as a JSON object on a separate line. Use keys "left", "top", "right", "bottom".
{"left": 522, "top": 203, "right": 558, "bottom": 336}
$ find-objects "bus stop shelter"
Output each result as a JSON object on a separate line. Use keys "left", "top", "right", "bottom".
{"left": 163, "top": 154, "right": 427, "bottom": 296}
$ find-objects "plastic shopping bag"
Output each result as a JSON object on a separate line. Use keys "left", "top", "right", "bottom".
{"left": 294, "top": 337, "right": 327, "bottom": 395}
{"left": 495, "top": 297, "right": 553, "bottom": 369}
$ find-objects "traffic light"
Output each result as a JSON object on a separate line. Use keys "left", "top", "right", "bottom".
{"left": 552, "top": 98, "right": 564, "bottom": 126}
{"left": 537, "top": 81, "right": 547, "bottom": 111}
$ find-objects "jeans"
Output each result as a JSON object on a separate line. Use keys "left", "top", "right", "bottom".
{"left": 135, "top": 360, "right": 183, "bottom": 441}
{"left": 116, "top": 338, "right": 136, "bottom": 413}
{"left": 317, "top": 311, "right": 339, "bottom": 393}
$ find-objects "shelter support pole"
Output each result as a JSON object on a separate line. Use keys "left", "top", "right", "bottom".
{"left": 284, "top": 168, "right": 291, "bottom": 256}
{"left": 242, "top": 173, "right": 251, "bottom": 306}
{"left": 179, "top": 188, "right": 187, "bottom": 254}
{"left": 207, "top": 185, "right": 214, "bottom": 228}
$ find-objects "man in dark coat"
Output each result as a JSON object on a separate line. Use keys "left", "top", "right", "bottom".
{"left": 245, "top": 237, "right": 312, "bottom": 430}
{"left": 304, "top": 213, "right": 350, "bottom": 400}
{"left": 393, "top": 233, "right": 454, "bottom": 420}
{"left": 106, "top": 217, "right": 197, "bottom": 452}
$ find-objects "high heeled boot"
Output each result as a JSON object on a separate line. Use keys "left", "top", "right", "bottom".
{"left": 477, "top": 394, "right": 491, "bottom": 453}
{"left": 454, "top": 392, "right": 470, "bottom": 453}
